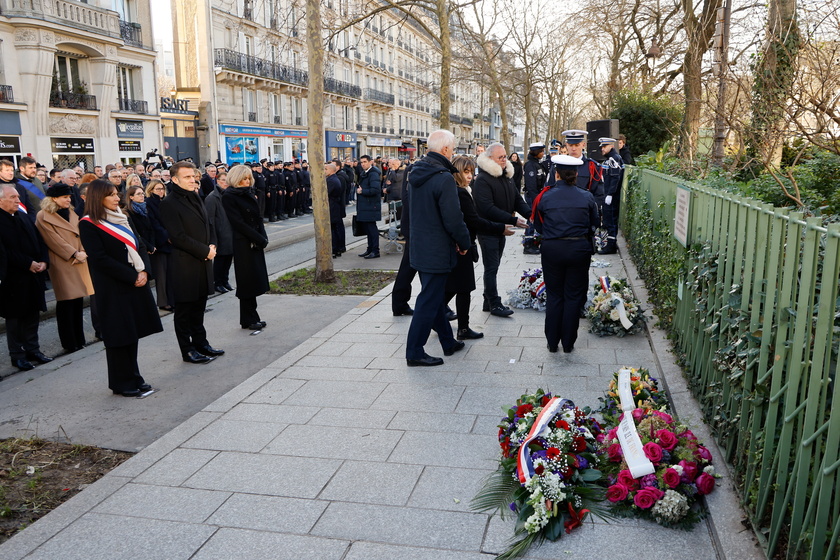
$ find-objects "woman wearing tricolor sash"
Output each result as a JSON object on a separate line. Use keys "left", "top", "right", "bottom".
{"left": 79, "top": 180, "right": 163, "bottom": 397}
{"left": 532, "top": 155, "right": 599, "bottom": 353}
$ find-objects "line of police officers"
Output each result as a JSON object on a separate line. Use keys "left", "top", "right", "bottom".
{"left": 522, "top": 130, "right": 625, "bottom": 255}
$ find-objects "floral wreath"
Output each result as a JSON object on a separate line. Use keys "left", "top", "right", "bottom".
{"left": 585, "top": 276, "right": 645, "bottom": 337}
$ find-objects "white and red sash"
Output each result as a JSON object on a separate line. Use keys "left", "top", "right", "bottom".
{"left": 516, "top": 397, "right": 572, "bottom": 484}
{"left": 80, "top": 216, "right": 137, "bottom": 251}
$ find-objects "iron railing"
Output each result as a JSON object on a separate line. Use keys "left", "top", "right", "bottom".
{"left": 324, "top": 77, "right": 361, "bottom": 98}
{"left": 0, "top": 84, "right": 13, "bottom": 103}
{"left": 118, "top": 98, "right": 148, "bottom": 113}
{"left": 363, "top": 88, "right": 394, "bottom": 105}
{"left": 119, "top": 20, "right": 142, "bottom": 48}
{"left": 622, "top": 168, "right": 840, "bottom": 560}
{"left": 248, "top": 112, "right": 257, "bottom": 122}
{"left": 213, "top": 48, "right": 308, "bottom": 87}
{"left": 50, "top": 91, "right": 97, "bottom": 110}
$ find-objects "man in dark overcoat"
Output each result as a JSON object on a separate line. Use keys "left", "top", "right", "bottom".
{"left": 0, "top": 184, "right": 52, "bottom": 371}
{"left": 356, "top": 154, "right": 382, "bottom": 258}
{"left": 159, "top": 162, "right": 225, "bottom": 364}
{"left": 325, "top": 162, "right": 346, "bottom": 257}
{"left": 404, "top": 130, "right": 471, "bottom": 367}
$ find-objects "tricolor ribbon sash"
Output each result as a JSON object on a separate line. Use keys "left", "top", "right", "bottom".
{"left": 17, "top": 203, "right": 27, "bottom": 214}
{"left": 80, "top": 216, "right": 137, "bottom": 251}
{"left": 534, "top": 281, "right": 546, "bottom": 299}
{"left": 599, "top": 276, "right": 611, "bottom": 293}
{"left": 616, "top": 367, "right": 656, "bottom": 478}
{"left": 516, "top": 397, "right": 572, "bottom": 484}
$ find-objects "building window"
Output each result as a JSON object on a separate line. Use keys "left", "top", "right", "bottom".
{"left": 116, "top": 66, "right": 135, "bottom": 101}
{"left": 330, "top": 103, "right": 336, "bottom": 128}
{"left": 272, "top": 93, "right": 281, "bottom": 124}
{"left": 53, "top": 55, "right": 83, "bottom": 93}
{"left": 245, "top": 88, "right": 257, "bottom": 121}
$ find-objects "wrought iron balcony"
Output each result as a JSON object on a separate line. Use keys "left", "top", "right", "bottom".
{"left": 119, "top": 20, "right": 142, "bottom": 48}
{"left": 248, "top": 112, "right": 257, "bottom": 122}
{"left": 461, "top": 118, "right": 473, "bottom": 126}
{"left": 0, "top": 85, "right": 13, "bottom": 103}
{"left": 118, "top": 98, "right": 148, "bottom": 113}
{"left": 355, "top": 123, "right": 362, "bottom": 131}
{"left": 363, "top": 88, "right": 394, "bottom": 105}
{"left": 295, "top": 117, "right": 302, "bottom": 126}
{"left": 50, "top": 91, "right": 97, "bottom": 110}
{"left": 324, "top": 77, "right": 361, "bottom": 98}
{"left": 274, "top": 115, "right": 282, "bottom": 124}
{"left": 366, "top": 125, "right": 373, "bottom": 132}
{"left": 214, "top": 48, "right": 308, "bottom": 87}
{"left": 0, "top": 0, "right": 121, "bottom": 39}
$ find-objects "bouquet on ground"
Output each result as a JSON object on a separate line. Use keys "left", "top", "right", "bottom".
{"left": 585, "top": 276, "right": 645, "bottom": 336}
{"left": 522, "top": 231, "right": 542, "bottom": 254}
{"left": 472, "top": 389, "right": 612, "bottom": 559}
{"left": 507, "top": 269, "right": 547, "bottom": 311}
{"left": 597, "top": 368, "right": 670, "bottom": 426}
{"left": 597, "top": 370, "right": 718, "bottom": 529}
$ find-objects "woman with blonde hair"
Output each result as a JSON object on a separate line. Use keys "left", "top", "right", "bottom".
{"left": 125, "top": 173, "right": 143, "bottom": 191}
{"left": 143, "top": 178, "right": 173, "bottom": 310}
{"left": 35, "top": 183, "right": 94, "bottom": 353}
{"left": 222, "top": 164, "right": 269, "bottom": 330}
{"left": 445, "top": 155, "right": 513, "bottom": 340}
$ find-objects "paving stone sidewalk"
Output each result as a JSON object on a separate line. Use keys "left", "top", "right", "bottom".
{"left": 0, "top": 234, "right": 763, "bottom": 560}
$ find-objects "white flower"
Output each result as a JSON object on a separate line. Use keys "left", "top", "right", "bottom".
{"left": 703, "top": 465, "right": 715, "bottom": 476}
{"left": 651, "top": 489, "right": 690, "bottom": 523}
{"left": 673, "top": 464, "right": 684, "bottom": 476}
{"left": 609, "top": 309, "right": 621, "bottom": 321}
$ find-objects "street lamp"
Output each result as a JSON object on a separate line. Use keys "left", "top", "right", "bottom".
{"left": 644, "top": 41, "right": 662, "bottom": 88}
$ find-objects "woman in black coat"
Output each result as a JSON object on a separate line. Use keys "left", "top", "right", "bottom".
{"left": 124, "top": 186, "right": 155, "bottom": 255}
{"left": 144, "top": 179, "right": 173, "bottom": 310}
{"left": 509, "top": 152, "right": 523, "bottom": 193}
{"left": 79, "top": 180, "right": 163, "bottom": 397}
{"left": 326, "top": 161, "right": 346, "bottom": 258}
{"left": 222, "top": 165, "right": 270, "bottom": 330}
{"left": 445, "top": 156, "right": 514, "bottom": 340}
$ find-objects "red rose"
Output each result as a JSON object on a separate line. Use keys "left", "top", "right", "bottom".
{"left": 541, "top": 395, "right": 552, "bottom": 406}
{"left": 695, "top": 446, "right": 713, "bottom": 462}
{"left": 633, "top": 487, "right": 664, "bottom": 509}
{"left": 655, "top": 429, "right": 678, "bottom": 451}
{"left": 643, "top": 442, "right": 664, "bottom": 463}
{"left": 696, "top": 472, "right": 716, "bottom": 495}
{"left": 606, "top": 427, "right": 619, "bottom": 441}
{"left": 662, "top": 467, "right": 681, "bottom": 488}
{"left": 606, "top": 484, "right": 629, "bottom": 503}
{"left": 572, "top": 436, "right": 587, "bottom": 452}
{"left": 617, "top": 469, "right": 639, "bottom": 490}
{"left": 632, "top": 408, "right": 645, "bottom": 421}
{"left": 516, "top": 404, "right": 534, "bottom": 416}
{"left": 653, "top": 410, "right": 673, "bottom": 423}
{"left": 607, "top": 443, "right": 623, "bottom": 462}
{"left": 679, "top": 460, "right": 698, "bottom": 482}
{"left": 679, "top": 430, "right": 697, "bottom": 441}
{"left": 546, "top": 447, "right": 561, "bottom": 460}
{"left": 534, "top": 464, "right": 545, "bottom": 475}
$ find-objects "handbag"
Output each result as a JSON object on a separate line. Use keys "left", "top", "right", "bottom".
{"left": 352, "top": 214, "right": 364, "bottom": 237}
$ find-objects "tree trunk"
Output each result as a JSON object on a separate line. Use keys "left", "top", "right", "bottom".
{"left": 436, "top": 0, "right": 451, "bottom": 130}
{"left": 305, "top": 0, "right": 334, "bottom": 283}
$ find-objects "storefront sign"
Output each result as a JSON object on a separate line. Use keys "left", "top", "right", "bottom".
{"left": 225, "top": 136, "right": 259, "bottom": 164}
{"left": 118, "top": 140, "right": 142, "bottom": 152}
{"left": 51, "top": 137, "right": 95, "bottom": 153}
{"left": 116, "top": 120, "right": 144, "bottom": 138}
{"left": 160, "top": 97, "right": 192, "bottom": 113}
{"left": 366, "top": 137, "right": 402, "bottom": 147}
{"left": 220, "top": 125, "right": 307, "bottom": 138}
{"left": 0, "top": 135, "right": 21, "bottom": 153}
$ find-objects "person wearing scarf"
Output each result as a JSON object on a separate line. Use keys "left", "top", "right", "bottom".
{"left": 35, "top": 183, "right": 94, "bottom": 353}
{"left": 79, "top": 180, "right": 162, "bottom": 397}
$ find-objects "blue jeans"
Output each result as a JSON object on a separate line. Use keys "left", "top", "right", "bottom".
{"left": 405, "top": 271, "right": 456, "bottom": 360}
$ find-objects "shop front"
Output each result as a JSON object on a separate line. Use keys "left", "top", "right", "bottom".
{"left": 0, "top": 111, "right": 23, "bottom": 165}
{"left": 51, "top": 137, "right": 95, "bottom": 170}
{"left": 116, "top": 120, "right": 145, "bottom": 165}
{"left": 365, "top": 136, "right": 402, "bottom": 160}
{"left": 219, "top": 124, "right": 307, "bottom": 165}
{"left": 161, "top": 97, "right": 199, "bottom": 163}
{"left": 325, "top": 131, "right": 356, "bottom": 160}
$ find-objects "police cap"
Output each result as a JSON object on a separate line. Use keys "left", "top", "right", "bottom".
{"left": 562, "top": 129, "right": 587, "bottom": 145}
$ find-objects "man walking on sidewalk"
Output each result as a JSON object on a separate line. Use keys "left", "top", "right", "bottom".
{"left": 404, "top": 130, "right": 471, "bottom": 367}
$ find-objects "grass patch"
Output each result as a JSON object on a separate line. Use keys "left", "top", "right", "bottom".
{"left": 269, "top": 267, "right": 397, "bottom": 296}
{"left": 0, "top": 437, "right": 133, "bottom": 544}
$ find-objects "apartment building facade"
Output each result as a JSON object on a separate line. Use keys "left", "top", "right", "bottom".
{"left": 0, "top": 0, "right": 160, "bottom": 169}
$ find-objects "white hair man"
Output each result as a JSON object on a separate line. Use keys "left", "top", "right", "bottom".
{"left": 472, "top": 142, "right": 530, "bottom": 317}
{"left": 404, "top": 129, "right": 471, "bottom": 366}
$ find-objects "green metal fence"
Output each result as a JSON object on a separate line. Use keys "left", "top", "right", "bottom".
{"left": 622, "top": 168, "right": 840, "bottom": 560}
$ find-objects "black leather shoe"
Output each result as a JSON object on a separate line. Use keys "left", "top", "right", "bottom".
{"left": 364, "top": 252, "right": 380, "bottom": 259}
{"left": 197, "top": 345, "right": 225, "bottom": 357}
{"left": 443, "top": 341, "right": 466, "bottom": 356}
{"left": 26, "top": 351, "right": 53, "bottom": 364}
{"left": 223, "top": 282, "right": 233, "bottom": 291}
{"left": 182, "top": 351, "right": 213, "bottom": 364}
{"left": 490, "top": 305, "right": 514, "bottom": 317}
{"left": 547, "top": 344, "right": 559, "bottom": 353}
{"left": 457, "top": 328, "right": 484, "bottom": 340}
{"left": 482, "top": 300, "right": 490, "bottom": 312}
{"left": 358, "top": 249, "right": 371, "bottom": 257}
{"left": 393, "top": 306, "right": 414, "bottom": 316}
{"left": 242, "top": 322, "right": 265, "bottom": 330}
{"left": 406, "top": 356, "right": 444, "bottom": 367}
{"left": 138, "top": 383, "right": 152, "bottom": 392}
{"left": 113, "top": 389, "right": 141, "bottom": 397}
{"left": 445, "top": 306, "right": 457, "bottom": 321}
{"left": 12, "top": 359, "right": 34, "bottom": 371}
{"left": 215, "top": 285, "right": 229, "bottom": 294}
{"left": 333, "top": 252, "right": 341, "bottom": 258}
{"left": 563, "top": 346, "right": 575, "bottom": 353}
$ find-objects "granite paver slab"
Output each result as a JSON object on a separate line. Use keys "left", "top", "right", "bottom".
{"left": 92, "top": 483, "right": 230, "bottom": 523}
{"left": 407, "top": 465, "right": 495, "bottom": 512}
{"left": 182, "top": 419, "right": 286, "bottom": 452}
{"left": 344, "top": 541, "right": 497, "bottom": 560}
{"left": 281, "top": 379, "right": 387, "bottom": 408}
{"left": 191, "top": 528, "right": 349, "bottom": 560}
{"left": 133, "top": 449, "right": 219, "bottom": 487}
{"left": 263, "top": 424, "right": 403, "bottom": 461}
{"left": 205, "top": 494, "right": 329, "bottom": 533}
{"left": 319, "top": 460, "right": 423, "bottom": 505}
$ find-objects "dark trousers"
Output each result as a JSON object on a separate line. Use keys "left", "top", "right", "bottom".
{"left": 445, "top": 291, "right": 472, "bottom": 331}
{"left": 239, "top": 296, "right": 260, "bottom": 327}
{"left": 256, "top": 189, "right": 266, "bottom": 217}
{"left": 603, "top": 193, "right": 621, "bottom": 238}
{"left": 392, "top": 241, "right": 416, "bottom": 312}
{"left": 5, "top": 311, "right": 40, "bottom": 360}
{"left": 477, "top": 234, "right": 506, "bottom": 306}
{"left": 214, "top": 254, "right": 233, "bottom": 286}
{"left": 405, "top": 271, "right": 456, "bottom": 360}
{"left": 173, "top": 298, "right": 209, "bottom": 355}
{"left": 89, "top": 294, "right": 101, "bottom": 339}
{"left": 55, "top": 297, "right": 85, "bottom": 350}
{"left": 105, "top": 341, "right": 146, "bottom": 392}
{"left": 331, "top": 220, "right": 346, "bottom": 254}
{"left": 360, "top": 221, "right": 379, "bottom": 253}
{"left": 151, "top": 252, "right": 172, "bottom": 308}
{"left": 541, "top": 239, "right": 591, "bottom": 351}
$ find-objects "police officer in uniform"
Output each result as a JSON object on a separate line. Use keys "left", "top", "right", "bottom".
{"left": 531, "top": 155, "right": 598, "bottom": 353}
{"left": 283, "top": 162, "right": 299, "bottom": 217}
{"left": 598, "top": 137, "right": 624, "bottom": 254}
{"left": 522, "top": 142, "right": 548, "bottom": 255}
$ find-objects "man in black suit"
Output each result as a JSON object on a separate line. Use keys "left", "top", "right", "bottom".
{"left": 199, "top": 164, "right": 217, "bottom": 199}
{"left": 0, "top": 184, "right": 52, "bottom": 371}
{"left": 159, "top": 162, "right": 225, "bottom": 364}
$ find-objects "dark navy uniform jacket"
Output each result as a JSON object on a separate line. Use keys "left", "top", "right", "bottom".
{"left": 546, "top": 156, "right": 604, "bottom": 203}
{"left": 523, "top": 154, "right": 548, "bottom": 200}
{"left": 601, "top": 148, "right": 624, "bottom": 197}
{"left": 532, "top": 183, "right": 599, "bottom": 241}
